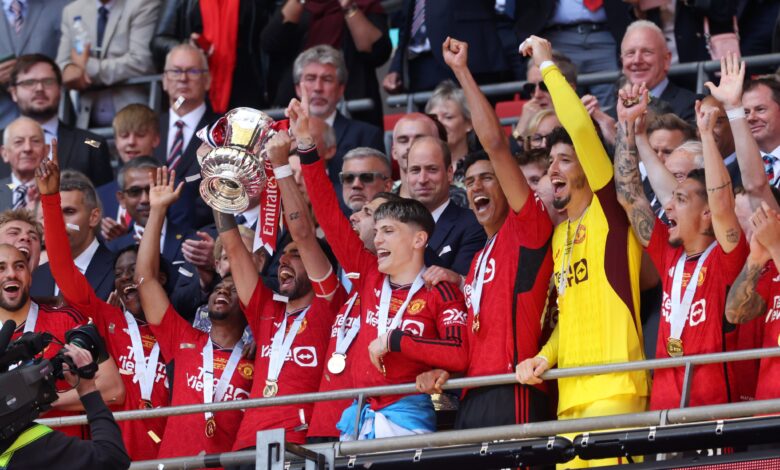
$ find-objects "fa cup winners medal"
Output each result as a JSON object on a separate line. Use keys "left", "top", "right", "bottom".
{"left": 205, "top": 416, "right": 217, "bottom": 438}
{"left": 327, "top": 353, "right": 347, "bottom": 375}
{"left": 139, "top": 399, "right": 153, "bottom": 410}
{"left": 263, "top": 380, "right": 279, "bottom": 398}
{"left": 472, "top": 317, "right": 480, "bottom": 334}
{"left": 668, "top": 243, "right": 716, "bottom": 359}
{"left": 329, "top": 293, "right": 361, "bottom": 375}
{"left": 666, "top": 337, "right": 684, "bottom": 357}
{"left": 469, "top": 236, "right": 496, "bottom": 335}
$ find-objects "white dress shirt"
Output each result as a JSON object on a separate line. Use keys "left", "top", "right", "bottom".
{"left": 166, "top": 103, "right": 206, "bottom": 159}
{"left": 430, "top": 199, "right": 450, "bottom": 223}
{"left": 133, "top": 218, "right": 168, "bottom": 253}
{"left": 54, "top": 237, "right": 100, "bottom": 295}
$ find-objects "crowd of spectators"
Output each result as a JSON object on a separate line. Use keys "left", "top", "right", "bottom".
{"left": 2, "top": 0, "right": 780, "bottom": 468}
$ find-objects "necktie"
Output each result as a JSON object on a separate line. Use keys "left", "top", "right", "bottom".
{"left": 410, "top": 0, "right": 425, "bottom": 39}
{"left": 9, "top": 0, "right": 23, "bottom": 34}
{"left": 583, "top": 0, "right": 603, "bottom": 12}
{"left": 168, "top": 120, "right": 185, "bottom": 169}
{"left": 12, "top": 184, "right": 26, "bottom": 210}
{"left": 97, "top": 6, "right": 109, "bottom": 49}
{"left": 763, "top": 154, "right": 777, "bottom": 185}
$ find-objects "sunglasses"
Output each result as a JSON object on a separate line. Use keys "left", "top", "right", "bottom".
{"left": 123, "top": 186, "right": 151, "bottom": 198}
{"left": 339, "top": 172, "right": 387, "bottom": 185}
{"left": 520, "top": 81, "right": 549, "bottom": 99}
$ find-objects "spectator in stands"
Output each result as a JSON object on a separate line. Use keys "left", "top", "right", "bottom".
{"left": 56, "top": 0, "right": 161, "bottom": 128}
{"left": 390, "top": 113, "right": 442, "bottom": 198}
{"left": 340, "top": 147, "right": 392, "bottom": 212}
{"left": 644, "top": 113, "right": 696, "bottom": 163}
{"left": 4, "top": 55, "right": 113, "bottom": 186}
{"left": 113, "top": 104, "right": 160, "bottom": 165}
{"left": 699, "top": 96, "right": 741, "bottom": 187}
{"left": 261, "top": 0, "right": 391, "bottom": 128}
{"left": 518, "top": 147, "right": 551, "bottom": 192}
{"left": 425, "top": 80, "right": 473, "bottom": 181}
{"left": 518, "top": 109, "right": 561, "bottom": 153}
{"left": 742, "top": 77, "right": 780, "bottom": 188}
{"left": 0, "top": 117, "right": 46, "bottom": 215}
{"left": 515, "top": 0, "right": 633, "bottom": 109}
{"left": 0, "top": 208, "right": 42, "bottom": 271}
{"left": 384, "top": 1, "right": 508, "bottom": 94}
{"left": 151, "top": 0, "right": 273, "bottom": 112}
{"left": 32, "top": 170, "right": 116, "bottom": 301}
{"left": 515, "top": 37, "right": 649, "bottom": 468}
{"left": 293, "top": 45, "right": 384, "bottom": 200}
{"left": 405, "top": 136, "right": 486, "bottom": 275}
{"left": 620, "top": 20, "right": 696, "bottom": 122}
{"left": 0, "top": 0, "right": 71, "bottom": 129}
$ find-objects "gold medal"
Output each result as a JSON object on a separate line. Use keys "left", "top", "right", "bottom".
{"left": 666, "top": 337, "right": 684, "bottom": 357}
{"left": 327, "top": 353, "right": 346, "bottom": 374}
{"left": 472, "top": 316, "right": 480, "bottom": 333}
{"left": 263, "top": 380, "right": 278, "bottom": 398}
{"left": 205, "top": 416, "right": 216, "bottom": 438}
{"left": 139, "top": 399, "right": 153, "bottom": 410}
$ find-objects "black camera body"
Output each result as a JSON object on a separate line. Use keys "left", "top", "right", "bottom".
{"left": 0, "top": 323, "right": 107, "bottom": 440}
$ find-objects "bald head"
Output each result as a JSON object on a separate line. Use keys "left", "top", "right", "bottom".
{"left": 621, "top": 20, "right": 671, "bottom": 90}
{"left": 392, "top": 113, "right": 440, "bottom": 174}
{"left": 1, "top": 117, "right": 48, "bottom": 182}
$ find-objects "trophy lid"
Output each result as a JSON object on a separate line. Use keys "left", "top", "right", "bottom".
{"left": 223, "top": 107, "right": 275, "bottom": 151}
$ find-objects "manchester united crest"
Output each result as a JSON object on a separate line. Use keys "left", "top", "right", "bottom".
{"left": 238, "top": 362, "right": 254, "bottom": 380}
{"left": 408, "top": 299, "right": 426, "bottom": 315}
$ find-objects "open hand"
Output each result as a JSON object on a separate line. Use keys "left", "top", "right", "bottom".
{"left": 703, "top": 52, "right": 745, "bottom": 110}
{"left": 149, "top": 166, "right": 183, "bottom": 210}
{"left": 422, "top": 266, "right": 462, "bottom": 289}
{"left": 182, "top": 231, "right": 215, "bottom": 267}
{"left": 34, "top": 138, "right": 60, "bottom": 195}
{"left": 101, "top": 217, "right": 129, "bottom": 241}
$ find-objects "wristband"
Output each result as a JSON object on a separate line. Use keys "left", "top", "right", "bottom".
{"left": 309, "top": 265, "right": 339, "bottom": 298}
{"left": 273, "top": 164, "right": 293, "bottom": 179}
{"left": 726, "top": 107, "right": 746, "bottom": 121}
{"left": 539, "top": 60, "right": 555, "bottom": 71}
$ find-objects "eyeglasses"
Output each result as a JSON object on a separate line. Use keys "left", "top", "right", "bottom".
{"left": 527, "top": 133, "right": 551, "bottom": 148}
{"left": 123, "top": 185, "right": 151, "bottom": 197}
{"left": 520, "top": 81, "right": 548, "bottom": 99}
{"left": 339, "top": 172, "right": 387, "bottom": 185}
{"left": 164, "top": 68, "right": 209, "bottom": 80}
{"left": 14, "top": 78, "right": 58, "bottom": 89}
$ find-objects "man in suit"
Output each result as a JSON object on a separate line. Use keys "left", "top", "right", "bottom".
{"left": 406, "top": 135, "right": 485, "bottom": 276}
{"left": 293, "top": 45, "right": 384, "bottom": 203}
{"left": 341, "top": 147, "right": 393, "bottom": 213}
{"left": 0, "top": 116, "right": 47, "bottom": 214}
{"left": 153, "top": 43, "right": 218, "bottom": 229}
{"left": 383, "top": 0, "right": 509, "bottom": 94}
{"left": 620, "top": 20, "right": 696, "bottom": 123}
{"left": 4, "top": 54, "right": 112, "bottom": 185}
{"left": 742, "top": 77, "right": 780, "bottom": 188}
{"left": 0, "top": 0, "right": 72, "bottom": 129}
{"left": 32, "top": 171, "right": 115, "bottom": 300}
{"left": 56, "top": 0, "right": 161, "bottom": 128}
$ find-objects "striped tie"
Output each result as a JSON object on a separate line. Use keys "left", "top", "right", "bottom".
{"left": 764, "top": 154, "right": 777, "bottom": 186}
{"left": 12, "top": 184, "right": 26, "bottom": 210}
{"left": 410, "top": 0, "right": 425, "bottom": 38}
{"left": 168, "top": 120, "right": 185, "bottom": 169}
{"left": 10, "top": 0, "right": 23, "bottom": 34}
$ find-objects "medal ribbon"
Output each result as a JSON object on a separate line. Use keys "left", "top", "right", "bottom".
{"left": 470, "top": 235, "right": 497, "bottom": 318}
{"left": 23, "top": 302, "right": 38, "bottom": 333}
{"left": 669, "top": 242, "right": 717, "bottom": 341}
{"left": 334, "top": 292, "right": 361, "bottom": 355}
{"left": 267, "top": 307, "right": 309, "bottom": 383}
{"left": 377, "top": 269, "right": 426, "bottom": 336}
{"left": 202, "top": 337, "right": 245, "bottom": 421}
{"left": 124, "top": 312, "right": 161, "bottom": 402}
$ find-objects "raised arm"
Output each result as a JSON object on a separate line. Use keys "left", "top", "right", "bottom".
{"left": 444, "top": 37, "right": 530, "bottom": 212}
{"left": 521, "top": 36, "right": 613, "bottom": 191}
{"left": 135, "top": 167, "right": 182, "bottom": 326}
{"left": 696, "top": 101, "right": 742, "bottom": 253}
{"left": 704, "top": 52, "right": 780, "bottom": 213}
{"left": 267, "top": 130, "right": 338, "bottom": 301}
{"left": 635, "top": 120, "right": 678, "bottom": 207}
{"left": 614, "top": 84, "right": 656, "bottom": 247}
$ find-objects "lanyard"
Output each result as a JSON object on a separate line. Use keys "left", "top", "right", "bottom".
{"left": 669, "top": 242, "right": 717, "bottom": 340}
{"left": 376, "top": 269, "right": 425, "bottom": 336}
{"left": 334, "top": 292, "right": 361, "bottom": 355}
{"left": 202, "top": 337, "right": 245, "bottom": 420}
{"left": 470, "top": 235, "right": 497, "bottom": 318}
{"left": 558, "top": 206, "right": 589, "bottom": 297}
{"left": 124, "top": 311, "right": 161, "bottom": 401}
{"left": 1, "top": 302, "right": 40, "bottom": 332}
{"left": 267, "top": 307, "right": 309, "bottom": 382}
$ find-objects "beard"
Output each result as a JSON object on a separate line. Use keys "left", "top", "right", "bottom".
{"left": 0, "top": 289, "right": 29, "bottom": 312}
{"left": 552, "top": 194, "right": 571, "bottom": 210}
{"left": 20, "top": 102, "right": 58, "bottom": 122}
{"left": 208, "top": 309, "right": 230, "bottom": 321}
{"left": 280, "top": 276, "right": 312, "bottom": 301}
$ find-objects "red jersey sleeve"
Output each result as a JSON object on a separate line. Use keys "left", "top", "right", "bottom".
{"left": 241, "top": 278, "right": 276, "bottom": 342}
{"left": 510, "top": 192, "right": 553, "bottom": 247}
{"left": 715, "top": 231, "right": 750, "bottom": 281}
{"left": 149, "top": 304, "right": 202, "bottom": 360}
{"left": 389, "top": 282, "right": 470, "bottom": 373}
{"left": 298, "top": 147, "right": 376, "bottom": 281}
{"left": 756, "top": 261, "right": 777, "bottom": 304}
{"left": 41, "top": 193, "right": 104, "bottom": 320}
{"left": 646, "top": 218, "right": 670, "bottom": 274}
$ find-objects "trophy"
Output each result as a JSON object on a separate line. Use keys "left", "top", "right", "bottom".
{"left": 198, "top": 107, "right": 278, "bottom": 214}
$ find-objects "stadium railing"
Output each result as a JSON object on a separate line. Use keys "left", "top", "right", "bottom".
{"left": 35, "top": 346, "right": 780, "bottom": 469}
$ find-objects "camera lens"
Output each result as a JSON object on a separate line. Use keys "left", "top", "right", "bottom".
{"left": 64, "top": 325, "right": 107, "bottom": 363}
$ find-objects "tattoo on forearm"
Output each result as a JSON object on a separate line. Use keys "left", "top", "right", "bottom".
{"left": 726, "top": 262, "right": 767, "bottom": 324}
{"left": 213, "top": 210, "right": 238, "bottom": 233}
{"left": 288, "top": 211, "right": 300, "bottom": 220}
{"left": 725, "top": 228, "right": 739, "bottom": 243}
{"left": 615, "top": 120, "right": 654, "bottom": 244}
{"left": 630, "top": 206, "right": 655, "bottom": 245}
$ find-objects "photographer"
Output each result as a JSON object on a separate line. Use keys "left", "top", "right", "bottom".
{"left": 0, "top": 344, "right": 130, "bottom": 469}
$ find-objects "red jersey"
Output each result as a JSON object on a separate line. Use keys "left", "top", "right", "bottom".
{"left": 151, "top": 304, "right": 253, "bottom": 461}
{"left": 233, "top": 279, "right": 345, "bottom": 449}
{"left": 308, "top": 293, "right": 362, "bottom": 438}
{"left": 755, "top": 261, "right": 780, "bottom": 400}
{"left": 646, "top": 222, "right": 749, "bottom": 410}
{"left": 463, "top": 194, "right": 553, "bottom": 385}
{"left": 41, "top": 192, "right": 169, "bottom": 459}
{"left": 300, "top": 152, "right": 470, "bottom": 412}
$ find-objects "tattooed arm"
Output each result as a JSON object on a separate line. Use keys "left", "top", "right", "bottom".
{"left": 614, "top": 85, "right": 656, "bottom": 247}
{"left": 725, "top": 258, "right": 768, "bottom": 324}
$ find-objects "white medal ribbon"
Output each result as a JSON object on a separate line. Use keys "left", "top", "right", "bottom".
{"left": 376, "top": 269, "right": 426, "bottom": 336}
{"left": 470, "top": 236, "right": 497, "bottom": 318}
{"left": 334, "top": 293, "right": 361, "bottom": 355}
{"left": 202, "top": 337, "right": 245, "bottom": 420}
{"left": 124, "top": 311, "right": 161, "bottom": 402}
{"left": 669, "top": 242, "right": 717, "bottom": 340}
{"left": 1, "top": 302, "right": 40, "bottom": 332}
{"left": 267, "top": 307, "right": 310, "bottom": 383}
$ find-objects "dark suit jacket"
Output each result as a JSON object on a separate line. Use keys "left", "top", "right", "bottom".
{"left": 424, "top": 200, "right": 487, "bottom": 276}
{"left": 328, "top": 112, "right": 385, "bottom": 208}
{"left": 105, "top": 220, "right": 196, "bottom": 265}
{"left": 31, "top": 241, "right": 116, "bottom": 300}
{"left": 658, "top": 81, "right": 697, "bottom": 124}
{"left": 514, "top": 0, "right": 634, "bottom": 46}
{"left": 0, "top": 177, "right": 17, "bottom": 211}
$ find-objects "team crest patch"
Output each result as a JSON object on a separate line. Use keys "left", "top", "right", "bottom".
{"left": 408, "top": 299, "right": 426, "bottom": 314}
{"left": 288, "top": 317, "right": 308, "bottom": 335}
{"left": 574, "top": 224, "right": 587, "bottom": 244}
{"left": 238, "top": 363, "right": 254, "bottom": 380}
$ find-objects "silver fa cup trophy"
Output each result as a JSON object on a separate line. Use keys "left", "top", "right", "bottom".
{"left": 198, "top": 107, "right": 278, "bottom": 214}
